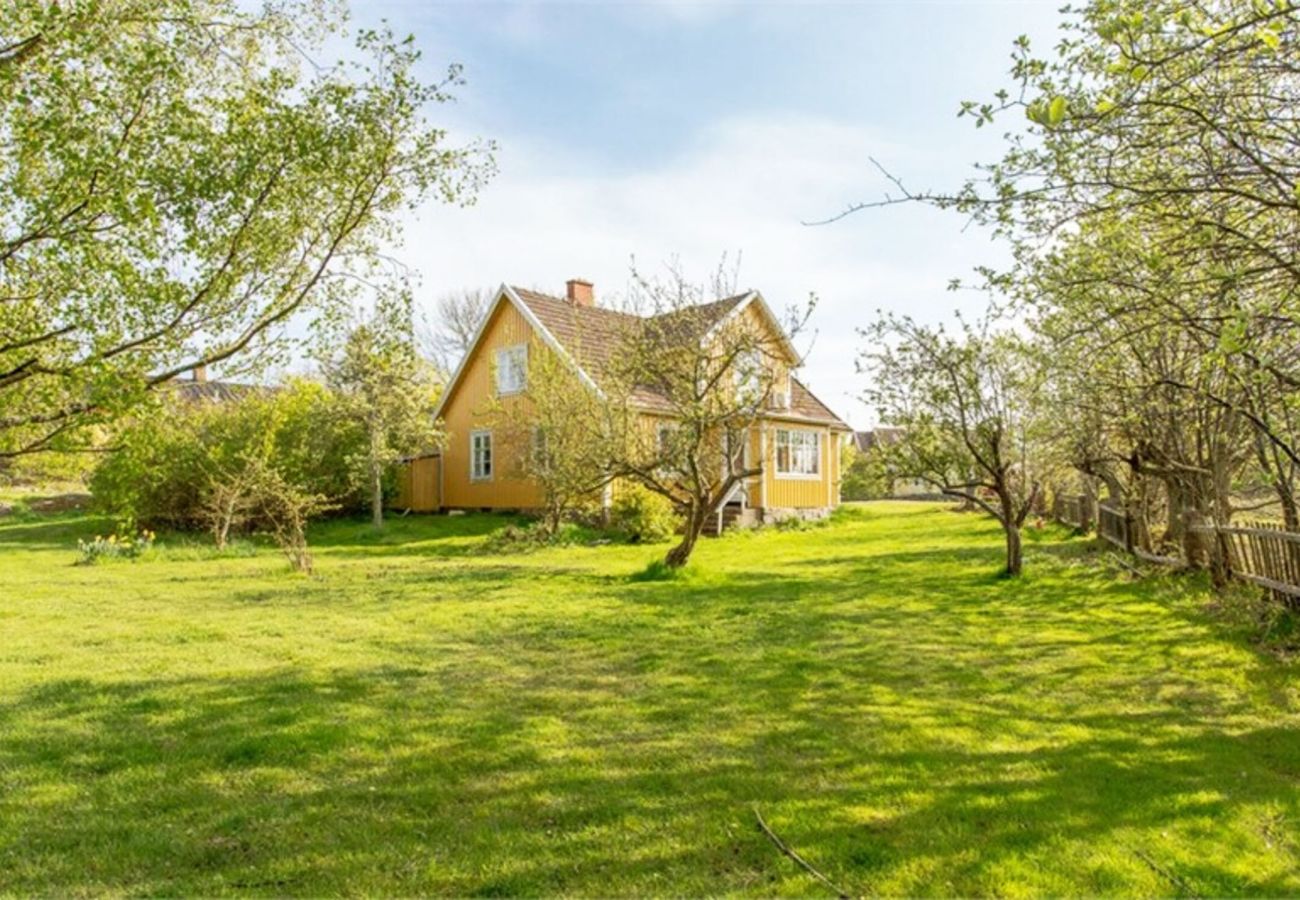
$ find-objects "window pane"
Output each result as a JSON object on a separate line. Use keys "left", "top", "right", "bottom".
{"left": 495, "top": 346, "right": 526, "bottom": 394}
{"left": 472, "top": 432, "right": 492, "bottom": 478}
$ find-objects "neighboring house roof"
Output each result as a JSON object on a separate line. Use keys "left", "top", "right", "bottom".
{"left": 166, "top": 379, "right": 266, "bottom": 404}
{"left": 434, "top": 283, "right": 851, "bottom": 430}
{"left": 854, "top": 427, "right": 905, "bottom": 452}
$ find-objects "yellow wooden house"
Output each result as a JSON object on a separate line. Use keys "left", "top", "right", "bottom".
{"left": 397, "top": 279, "right": 852, "bottom": 525}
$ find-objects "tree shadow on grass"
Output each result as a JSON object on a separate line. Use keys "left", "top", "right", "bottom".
{"left": 0, "top": 512, "right": 106, "bottom": 549}
{"left": 1, "top": 652, "right": 1297, "bottom": 896}
{"left": 307, "top": 512, "right": 530, "bottom": 560}
{"left": 4, "top": 504, "right": 1298, "bottom": 893}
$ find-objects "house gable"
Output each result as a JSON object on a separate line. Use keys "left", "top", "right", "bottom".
{"left": 436, "top": 289, "right": 551, "bottom": 509}
{"left": 704, "top": 290, "right": 801, "bottom": 369}
{"left": 433, "top": 284, "right": 601, "bottom": 425}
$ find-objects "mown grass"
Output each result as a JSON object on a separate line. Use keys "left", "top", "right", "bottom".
{"left": 0, "top": 502, "right": 1297, "bottom": 896}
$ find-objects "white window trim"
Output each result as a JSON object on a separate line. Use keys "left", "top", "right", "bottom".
{"left": 734, "top": 348, "right": 763, "bottom": 402}
{"left": 495, "top": 343, "right": 527, "bottom": 396}
{"left": 470, "top": 429, "right": 493, "bottom": 482}
{"left": 775, "top": 428, "right": 822, "bottom": 480}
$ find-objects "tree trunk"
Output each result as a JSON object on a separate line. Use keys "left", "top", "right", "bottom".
{"left": 665, "top": 502, "right": 706, "bottom": 568}
{"left": 1163, "top": 477, "right": 1186, "bottom": 550}
{"left": 1081, "top": 476, "right": 1098, "bottom": 532}
{"left": 1279, "top": 484, "right": 1300, "bottom": 532}
{"left": 370, "top": 459, "right": 384, "bottom": 529}
{"left": 1131, "top": 477, "right": 1154, "bottom": 552}
{"left": 1003, "top": 523, "right": 1023, "bottom": 577}
{"left": 996, "top": 486, "right": 1023, "bottom": 577}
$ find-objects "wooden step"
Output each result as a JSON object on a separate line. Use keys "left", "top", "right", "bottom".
{"left": 703, "top": 505, "right": 756, "bottom": 537}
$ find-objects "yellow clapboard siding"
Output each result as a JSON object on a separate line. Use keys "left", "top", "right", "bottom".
{"left": 761, "top": 421, "right": 837, "bottom": 510}
{"left": 437, "top": 291, "right": 845, "bottom": 514}
{"left": 441, "top": 299, "right": 544, "bottom": 509}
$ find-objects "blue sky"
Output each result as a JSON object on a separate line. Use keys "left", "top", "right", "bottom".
{"left": 358, "top": 0, "right": 1065, "bottom": 427}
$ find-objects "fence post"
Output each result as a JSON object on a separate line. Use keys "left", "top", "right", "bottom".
{"left": 1122, "top": 507, "right": 1135, "bottom": 555}
{"left": 1183, "top": 510, "right": 1207, "bottom": 571}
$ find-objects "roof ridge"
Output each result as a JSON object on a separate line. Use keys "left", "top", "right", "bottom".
{"left": 509, "top": 285, "right": 750, "bottom": 322}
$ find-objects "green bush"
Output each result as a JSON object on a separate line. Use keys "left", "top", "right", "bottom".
{"left": 481, "top": 519, "right": 601, "bottom": 554}
{"left": 610, "top": 485, "right": 680, "bottom": 543}
{"left": 840, "top": 444, "right": 893, "bottom": 501}
{"left": 89, "top": 379, "right": 367, "bottom": 533}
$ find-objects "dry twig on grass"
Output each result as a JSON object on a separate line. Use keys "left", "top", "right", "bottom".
{"left": 753, "top": 807, "right": 850, "bottom": 898}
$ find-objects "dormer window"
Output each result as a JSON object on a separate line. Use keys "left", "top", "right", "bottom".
{"left": 495, "top": 344, "right": 527, "bottom": 395}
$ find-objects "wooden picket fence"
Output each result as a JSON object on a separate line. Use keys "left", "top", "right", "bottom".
{"left": 1096, "top": 501, "right": 1185, "bottom": 567}
{"left": 1052, "top": 493, "right": 1089, "bottom": 530}
{"left": 1091, "top": 499, "right": 1300, "bottom": 605}
{"left": 1191, "top": 520, "right": 1300, "bottom": 607}
{"left": 1097, "top": 501, "right": 1128, "bottom": 549}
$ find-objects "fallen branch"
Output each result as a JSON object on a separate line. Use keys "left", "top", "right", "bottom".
{"left": 753, "top": 807, "right": 850, "bottom": 898}
{"left": 1130, "top": 846, "right": 1198, "bottom": 897}
{"left": 1113, "top": 555, "right": 1145, "bottom": 579}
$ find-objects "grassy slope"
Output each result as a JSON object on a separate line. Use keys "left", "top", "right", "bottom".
{"left": 0, "top": 502, "right": 1296, "bottom": 896}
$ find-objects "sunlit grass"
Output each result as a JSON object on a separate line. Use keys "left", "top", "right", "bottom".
{"left": 0, "top": 502, "right": 1296, "bottom": 895}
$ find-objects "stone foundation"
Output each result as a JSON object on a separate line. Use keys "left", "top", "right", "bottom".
{"left": 758, "top": 506, "right": 832, "bottom": 525}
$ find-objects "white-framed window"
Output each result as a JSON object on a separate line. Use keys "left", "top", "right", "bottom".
{"left": 495, "top": 344, "right": 527, "bottom": 395}
{"left": 531, "top": 426, "right": 549, "bottom": 469}
{"left": 470, "top": 430, "right": 493, "bottom": 481}
{"left": 653, "top": 423, "right": 677, "bottom": 476}
{"left": 725, "top": 428, "right": 748, "bottom": 472}
{"left": 775, "top": 429, "right": 820, "bottom": 478}
{"left": 656, "top": 424, "right": 675, "bottom": 457}
{"left": 734, "top": 348, "right": 763, "bottom": 402}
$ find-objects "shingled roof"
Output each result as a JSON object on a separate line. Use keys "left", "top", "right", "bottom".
{"left": 509, "top": 286, "right": 850, "bottom": 430}
{"left": 790, "top": 379, "right": 850, "bottom": 429}
{"left": 165, "top": 379, "right": 267, "bottom": 404}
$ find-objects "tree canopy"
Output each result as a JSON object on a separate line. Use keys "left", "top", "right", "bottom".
{"left": 840, "top": 0, "right": 1300, "bottom": 573}
{"left": 1, "top": 0, "right": 493, "bottom": 457}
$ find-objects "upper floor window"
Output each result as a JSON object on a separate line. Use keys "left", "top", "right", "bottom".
{"left": 656, "top": 423, "right": 676, "bottom": 457}
{"left": 775, "top": 429, "right": 820, "bottom": 477}
{"left": 734, "top": 348, "right": 763, "bottom": 402}
{"left": 471, "top": 430, "right": 493, "bottom": 481}
{"left": 495, "top": 344, "right": 527, "bottom": 395}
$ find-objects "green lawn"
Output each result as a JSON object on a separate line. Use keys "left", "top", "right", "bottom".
{"left": 1, "top": 502, "right": 1297, "bottom": 896}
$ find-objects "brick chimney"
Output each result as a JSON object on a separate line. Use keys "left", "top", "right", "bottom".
{"left": 565, "top": 278, "right": 594, "bottom": 307}
{"left": 191, "top": 364, "right": 208, "bottom": 383}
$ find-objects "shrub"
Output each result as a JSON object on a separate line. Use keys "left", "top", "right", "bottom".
{"left": 840, "top": 444, "right": 893, "bottom": 501}
{"left": 481, "top": 519, "right": 598, "bottom": 554}
{"left": 90, "top": 380, "right": 367, "bottom": 535}
{"left": 610, "top": 485, "right": 679, "bottom": 543}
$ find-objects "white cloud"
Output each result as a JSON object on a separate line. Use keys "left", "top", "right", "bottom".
{"left": 397, "top": 111, "right": 1007, "bottom": 429}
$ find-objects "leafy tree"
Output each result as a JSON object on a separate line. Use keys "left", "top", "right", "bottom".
{"left": 1, "top": 0, "right": 493, "bottom": 457}
{"left": 840, "top": 439, "right": 903, "bottom": 501}
{"left": 90, "top": 379, "right": 365, "bottom": 531}
{"left": 828, "top": 0, "right": 1300, "bottom": 570}
{"left": 320, "top": 295, "right": 442, "bottom": 529}
{"left": 861, "top": 314, "right": 1042, "bottom": 576}
{"left": 487, "top": 335, "right": 612, "bottom": 538}
{"left": 597, "top": 263, "right": 814, "bottom": 569}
